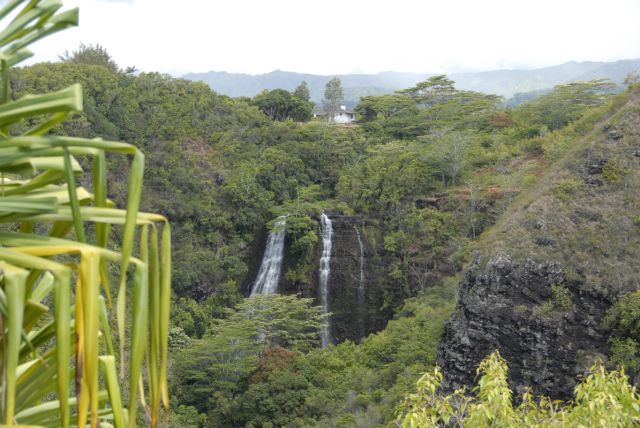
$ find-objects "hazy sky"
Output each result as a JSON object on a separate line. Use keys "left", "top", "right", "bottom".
{"left": 25, "top": 0, "right": 640, "bottom": 76}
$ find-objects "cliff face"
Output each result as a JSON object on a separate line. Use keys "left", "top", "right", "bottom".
{"left": 323, "top": 215, "right": 364, "bottom": 343}
{"left": 438, "top": 254, "right": 613, "bottom": 399}
{"left": 309, "top": 214, "right": 391, "bottom": 344}
{"left": 248, "top": 212, "right": 392, "bottom": 343}
{"left": 439, "top": 88, "right": 640, "bottom": 399}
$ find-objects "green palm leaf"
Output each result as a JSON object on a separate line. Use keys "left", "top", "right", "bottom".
{"left": 0, "top": 1, "right": 172, "bottom": 427}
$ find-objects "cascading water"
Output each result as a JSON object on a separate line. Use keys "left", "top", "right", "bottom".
{"left": 354, "top": 225, "right": 366, "bottom": 340}
{"left": 251, "top": 216, "right": 286, "bottom": 296}
{"left": 354, "top": 225, "right": 365, "bottom": 301}
{"left": 319, "top": 213, "right": 333, "bottom": 348}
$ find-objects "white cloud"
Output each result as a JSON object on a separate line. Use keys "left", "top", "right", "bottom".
{"left": 25, "top": 0, "right": 640, "bottom": 76}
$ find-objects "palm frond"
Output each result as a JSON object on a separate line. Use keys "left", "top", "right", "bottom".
{"left": 0, "top": 1, "right": 172, "bottom": 427}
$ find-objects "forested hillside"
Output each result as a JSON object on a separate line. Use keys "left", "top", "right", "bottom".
{"left": 14, "top": 46, "right": 640, "bottom": 427}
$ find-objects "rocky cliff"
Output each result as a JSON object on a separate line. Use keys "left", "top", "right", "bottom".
{"left": 309, "top": 213, "right": 391, "bottom": 344}
{"left": 438, "top": 254, "right": 613, "bottom": 399}
{"left": 439, "top": 88, "right": 640, "bottom": 398}
{"left": 248, "top": 212, "right": 393, "bottom": 344}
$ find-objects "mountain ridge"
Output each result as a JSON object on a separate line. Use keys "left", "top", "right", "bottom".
{"left": 183, "top": 58, "right": 640, "bottom": 105}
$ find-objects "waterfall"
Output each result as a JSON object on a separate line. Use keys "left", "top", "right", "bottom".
{"left": 319, "top": 213, "right": 333, "bottom": 348}
{"left": 251, "top": 216, "right": 286, "bottom": 296}
{"left": 354, "top": 225, "right": 366, "bottom": 341}
{"left": 354, "top": 225, "right": 365, "bottom": 302}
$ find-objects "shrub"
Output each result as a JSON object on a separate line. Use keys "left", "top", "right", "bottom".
{"left": 522, "top": 174, "right": 539, "bottom": 187}
{"left": 552, "top": 177, "right": 581, "bottom": 201}
{"left": 551, "top": 284, "right": 573, "bottom": 312}
{"left": 609, "top": 338, "right": 640, "bottom": 375}
{"left": 397, "top": 351, "right": 640, "bottom": 427}
{"left": 514, "top": 305, "right": 529, "bottom": 316}
{"left": 602, "top": 159, "right": 627, "bottom": 184}
{"left": 604, "top": 291, "right": 640, "bottom": 337}
{"left": 604, "top": 292, "right": 640, "bottom": 379}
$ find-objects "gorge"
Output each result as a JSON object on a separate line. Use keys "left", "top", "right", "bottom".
{"left": 17, "top": 40, "right": 640, "bottom": 426}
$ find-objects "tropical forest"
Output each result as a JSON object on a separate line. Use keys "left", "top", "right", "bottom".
{"left": 1, "top": 0, "right": 640, "bottom": 427}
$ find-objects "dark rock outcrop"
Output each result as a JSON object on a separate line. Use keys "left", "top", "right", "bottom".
{"left": 211, "top": 172, "right": 226, "bottom": 185}
{"left": 606, "top": 126, "right": 624, "bottom": 141}
{"left": 438, "top": 253, "right": 613, "bottom": 400}
{"left": 586, "top": 158, "right": 606, "bottom": 175}
{"left": 533, "top": 235, "right": 556, "bottom": 247}
{"left": 323, "top": 215, "right": 364, "bottom": 343}
{"left": 306, "top": 213, "right": 391, "bottom": 344}
{"left": 242, "top": 226, "right": 269, "bottom": 296}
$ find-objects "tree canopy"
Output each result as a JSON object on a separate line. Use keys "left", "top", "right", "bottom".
{"left": 252, "top": 85, "right": 314, "bottom": 122}
{"left": 60, "top": 42, "right": 119, "bottom": 73}
{"left": 323, "top": 77, "right": 344, "bottom": 119}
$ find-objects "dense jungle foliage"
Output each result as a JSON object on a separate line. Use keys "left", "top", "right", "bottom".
{"left": 13, "top": 45, "right": 640, "bottom": 426}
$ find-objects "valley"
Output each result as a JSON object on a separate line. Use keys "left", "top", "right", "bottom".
{"left": 3, "top": 1, "right": 640, "bottom": 427}
{"left": 13, "top": 47, "right": 638, "bottom": 425}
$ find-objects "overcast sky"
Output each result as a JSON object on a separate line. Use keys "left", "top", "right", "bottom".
{"left": 25, "top": 0, "right": 640, "bottom": 76}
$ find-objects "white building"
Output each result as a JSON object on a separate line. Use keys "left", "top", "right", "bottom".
{"left": 333, "top": 105, "right": 356, "bottom": 124}
{"left": 313, "top": 105, "right": 356, "bottom": 124}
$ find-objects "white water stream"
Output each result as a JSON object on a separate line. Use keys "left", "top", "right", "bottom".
{"left": 251, "top": 216, "right": 286, "bottom": 295}
{"left": 319, "top": 213, "right": 333, "bottom": 348}
{"left": 354, "top": 225, "right": 365, "bottom": 303}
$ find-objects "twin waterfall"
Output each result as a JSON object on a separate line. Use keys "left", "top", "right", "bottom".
{"left": 251, "top": 213, "right": 366, "bottom": 348}
{"left": 251, "top": 217, "right": 286, "bottom": 295}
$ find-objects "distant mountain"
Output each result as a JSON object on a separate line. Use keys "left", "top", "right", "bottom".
{"left": 183, "top": 59, "right": 640, "bottom": 106}
{"left": 182, "top": 70, "right": 428, "bottom": 109}
{"left": 451, "top": 59, "right": 640, "bottom": 98}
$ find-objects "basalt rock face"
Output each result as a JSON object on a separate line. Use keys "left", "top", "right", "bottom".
{"left": 438, "top": 253, "right": 614, "bottom": 400}
{"left": 309, "top": 213, "right": 391, "bottom": 344}
{"left": 326, "top": 215, "right": 362, "bottom": 343}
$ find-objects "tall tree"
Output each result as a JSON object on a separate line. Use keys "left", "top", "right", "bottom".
{"left": 252, "top": 89, "right": 293, "bottom": 121}
{"left": 172, "top": 294, "right": 325, "bottom": 417}
{"left": 323, "top": 77, "right": 344, "bottom": 121}
{"left": 355, "top": 94, "right": 415, "bottom": 121}
{"left": 513, "top": 79, "right": 616, "bottom": 130}
{"left": 291, "top": 81, "right": 314, "bottom": 122}
{"left": 293, "top": 81, "right": 311, "bottom": 102}
{"left": 252, "top": 86, "right": 314, "bottom": 122}
{"left": 398, "top": 74, "right": 456, "bottom": 106}
{"left": 60, "top": 43, "right": 119, "bottom": 73}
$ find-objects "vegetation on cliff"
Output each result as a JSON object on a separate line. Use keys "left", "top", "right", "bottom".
{"left": 434, "top": 83, "right": 640, "bottom": 424}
